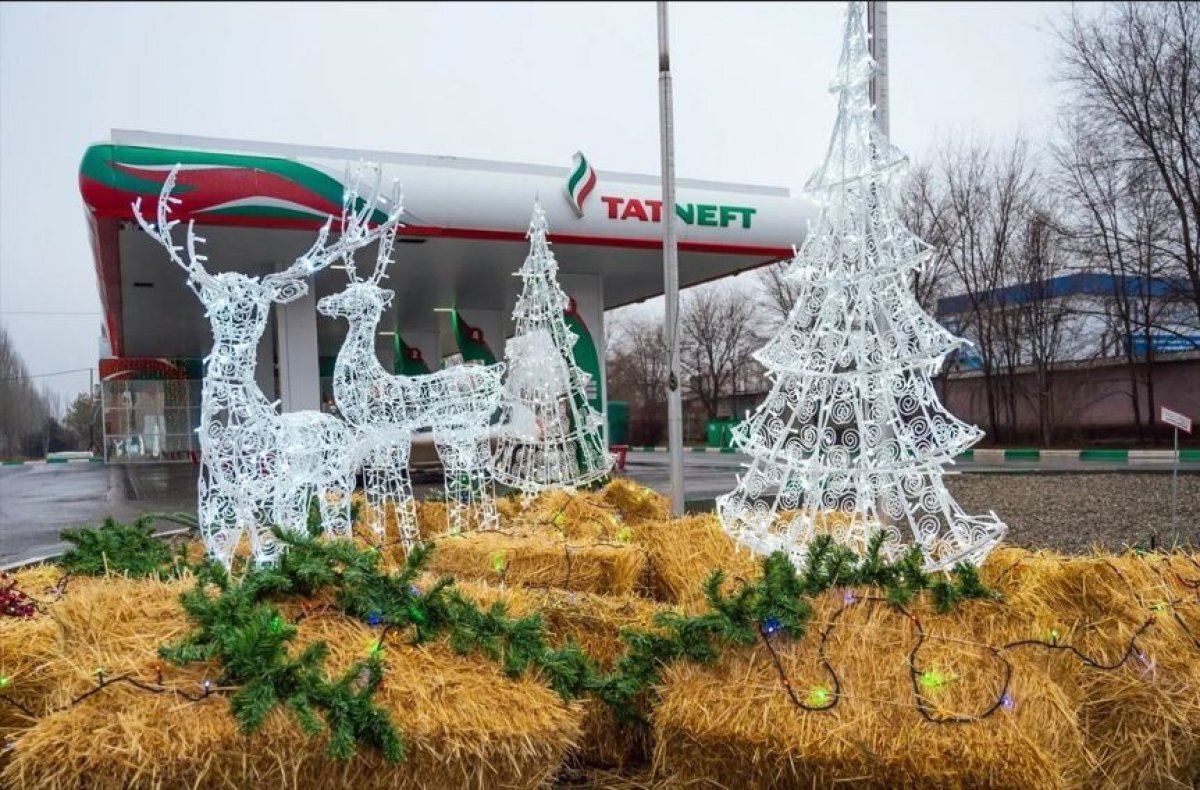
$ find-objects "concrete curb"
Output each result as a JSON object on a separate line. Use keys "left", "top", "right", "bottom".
{"left": 628, "top": 447, "right": 1199, "bottom": 462}
{"left": 0, "top": 526, "right": 192, "bottom": 572}
{"left": 1, "top": 457, "right": 104, "bottom": 466}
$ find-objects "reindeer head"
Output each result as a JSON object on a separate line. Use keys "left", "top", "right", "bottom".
{"left": 317, "top": 183, "right": 404, "bottom": 325}
{"left": 132, "top": 164, "right": 403, "bottom": 343}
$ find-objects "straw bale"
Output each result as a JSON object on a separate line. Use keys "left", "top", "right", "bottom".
{"left": 596, "top": 480, "right": 671, "bottom": 525}
{"left": 449, "top": 578, "right": 669, "bottom": 767}
{"left": 982, "top": 549, "right": 1200, "bottom": 788}
{"left": 653, "top": 588, "right": 1087, "bottom": 789}
{"left": 427, "top": 529, "right": 647, "bottom": 597}
{"left": 9, "top": 564, "right": 65, "bottom": 596}
{"left": 3, "top": 611, "right": 580, "bottom": 789}
{"left": 0, "top": 615, "right": 59, "bottom": 738}
{"left": 634, "top": 514, "right": 759, "bottom": 611}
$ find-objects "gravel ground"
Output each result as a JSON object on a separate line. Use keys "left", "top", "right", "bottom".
{"left": 947, "top": 472, "right": 1200, "bottom": 553}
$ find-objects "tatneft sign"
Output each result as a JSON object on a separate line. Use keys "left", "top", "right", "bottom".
{"left": 565, "top": 151, "right": 758, "bottom": 229}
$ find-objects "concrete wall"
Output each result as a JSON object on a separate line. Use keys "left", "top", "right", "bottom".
{"left": 939, "top": 355, "right": 1200, "bottom": 444}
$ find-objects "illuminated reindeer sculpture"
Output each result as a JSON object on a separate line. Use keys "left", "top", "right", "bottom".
{"left": 317, "top": 192, "right": 505, "bottom": 545}
{"left": 133, "top": 166, "right": 399, "bottom": 566}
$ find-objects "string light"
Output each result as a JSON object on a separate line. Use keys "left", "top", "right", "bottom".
{"left": 806, "top": 686, "right": 833, "bottom": 707}
{"left": 762, "top": 617, "right": 784, "bottom": 636}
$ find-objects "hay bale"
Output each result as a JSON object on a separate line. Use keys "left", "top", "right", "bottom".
{"left": 652, "top": 590, "right": 1086, "bottom": 789}
{"left": 981, "top": 549, "right": 1200, "bottom": 788}
{"left": 3, "top": 612, "right": 579, "bottom": 789}
{"left": 450, "top": 579, "right": 669, "bottom": 768}
{"left": 635, "top": 515, "right": 759, "bottom": 611}
{"left": 428, "top": 530, "right": 646, "bottom": 597}
{"left": 597, "top": 480, "right": 670, "bottom": 525}
{"left": 652, "top": 549, "right": 1200, "bottom": 789}
{"left": 0, "top": 616, "right": 59, "bottom": 738}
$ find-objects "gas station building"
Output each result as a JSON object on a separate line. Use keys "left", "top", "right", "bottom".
{"left": 79, "top": 129, "right": 815, "bottom": 461}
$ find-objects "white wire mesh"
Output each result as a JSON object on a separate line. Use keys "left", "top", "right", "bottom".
{"left": 318, "top": 180, "right": 505, "bottom": 540}
{"left": 132, "top": 165, "right": 395, "bottom": 566}
{"left": 492, "top": 202, "right": 612, "bottom": 493}
{"left": 716, "top": 2, "right": 1007, "bottom": 572}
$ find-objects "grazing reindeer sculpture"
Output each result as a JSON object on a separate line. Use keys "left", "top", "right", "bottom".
{"left": 133, "top": 165, "right": 401, "bottom": 566}
{"left": 317, "top": 191, "right": 506, "bottom": 546}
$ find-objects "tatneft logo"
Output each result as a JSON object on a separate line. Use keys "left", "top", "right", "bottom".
{"left": 564, "top": 151, "right": 597, "bottom": 217}
{"left": 563, "top": 151, "right": 757, "bottom": 229}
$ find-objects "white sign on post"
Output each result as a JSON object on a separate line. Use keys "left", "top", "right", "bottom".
{"left": 1159, "top": 406, "right": 1193, "bottom": 434}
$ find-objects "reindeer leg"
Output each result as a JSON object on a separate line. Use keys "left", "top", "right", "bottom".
{"left": 390, "top": 436, "right": 419, "bottom": 550}
{"left": 197, "top": 468, "right": 239, "bottom": 569}
{"left": 470, "top": 431, "right": 499, "bottom": 531}
{"left": 362, "top": 443, "right": 389, "bottom": 538}
{"left": 320, "top": 473, "right": 353, "bottom": 540}
{"left": 434, "top": 433, "right": 467, "bottom": 535}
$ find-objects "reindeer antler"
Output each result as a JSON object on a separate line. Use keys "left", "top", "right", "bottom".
{"left": 369, "top": 181, "right": 404, "bottom": 285}
{"left": 271, "top": 162, "right": 402, "bottom": 288}
{"left": 131, "top": 165, "right": 214, "bottom": 290}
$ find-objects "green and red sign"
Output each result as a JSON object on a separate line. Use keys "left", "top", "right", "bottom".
{"left": 563, "top": 152, "right": 757, "bottom": 229}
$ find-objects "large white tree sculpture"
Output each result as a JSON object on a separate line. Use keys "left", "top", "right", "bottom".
{"left": 716, "top": 2, "right": 1006, "bottom": 572}
{"left": 133, "top": 166, "right": 398, "bottom": 566}
{"left": 318, "top": 185, "right": 506, "bottom": 543}
{"left": 492, "top": 202, "right": 612, "bottom": 493}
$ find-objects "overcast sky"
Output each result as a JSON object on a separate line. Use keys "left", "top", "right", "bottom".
{"left": 0, "top": 1, "right": 1072, "bottom": 402}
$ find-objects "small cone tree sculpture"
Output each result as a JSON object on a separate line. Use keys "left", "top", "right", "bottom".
{"left": 493, "top": 202, "right": 612, "bottom": 493}
{"left": 717, "top": 1, "right": 1006, "bottom": 572}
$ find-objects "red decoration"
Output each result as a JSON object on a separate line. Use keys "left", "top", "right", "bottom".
{"left": 0, "top": 573, "right": 37, "bottom": 619}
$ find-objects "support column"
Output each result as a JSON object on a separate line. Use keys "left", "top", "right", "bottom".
{"left": 275, "top": 286, "right": 321, "bottom": 413}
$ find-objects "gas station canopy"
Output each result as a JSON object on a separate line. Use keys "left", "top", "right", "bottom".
{"left": 80, "top": 129, "right": 817, "bottom": 461}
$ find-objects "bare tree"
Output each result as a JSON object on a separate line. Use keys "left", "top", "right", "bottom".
{"left": 0, "top": 326, "right": 53, "bottom": 458}
{"left": 1054, "top": 119, "right": 1182, "bottom": 440}
{"left": 755, "top": 260, "right": 800, "bottom": 331}
{"left": 679, "top": 284, "right": 762, "bottom": 423}
{"left": 1056, "top": 1, "right": 1200, "bottom": 322}
{"left": 606, "top": 313, "right": 669, "bottom": 444}
{"left": 1010, "top": 208, "right": 1073, "bottom": 445}
{"left": 936, "top": 139, "right": 1039, "bottom": 441}
{"left": 898, "top": 160, "right": 956, "bottom": 313}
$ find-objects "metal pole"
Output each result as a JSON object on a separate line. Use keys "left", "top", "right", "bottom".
{"left": 657, "top": 0, "right": 684, "bottom": 517}
{"left": 866, "top": 1, "right": 889, "bottom": 139}
{"left": 1171, "top": 427, "right": 1179, "bottom": 546}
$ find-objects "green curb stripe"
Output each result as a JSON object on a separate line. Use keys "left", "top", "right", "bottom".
{"left": 1080, "top": 449, "right": 1128, "bottom": 461}
{"left": 88, "top": 457, "right": 104, "bottom": 463}
{"left": 956, "top": 450, "right": 974, "bottom": 461}
{"left": 640, "top": 445, "right": 656, "bottom": 452}
{"left": 1181, "top": 449, "right": 1200, "bottom": 462}
{"left": 45, "top": 458, "right": 68, "bottom": 464}
{"left": 691, "top": 447, "right": 707, "bottom": 453}
{"left": 2, "top": 460, "right": 24, "bottom": 466}
{"left": 1004, "top": 449, "right": 1040, "bottom": 460}
{"left": 719, "top": 447, "right": 736, "bottom": 454}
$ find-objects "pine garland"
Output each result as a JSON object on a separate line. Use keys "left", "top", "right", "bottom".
{"left": 156, "top": 528, "right": 996, "bottom": 759}
{"left": 58, "top": 515, "right": 191, "bottom": 578}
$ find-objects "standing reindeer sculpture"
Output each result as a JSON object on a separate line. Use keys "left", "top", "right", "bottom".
{"left": 317, "top": 191, "right": 506, "bottom": 546}
{"left": 133, "top": 165, "right": 401, "bottom": 566}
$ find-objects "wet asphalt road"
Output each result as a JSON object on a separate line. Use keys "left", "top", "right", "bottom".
{"left": 2, "top": 454, "right": 1196, "bottom": 566}
{"left": 0, "top": 462, "right": 195, "bottom": 566}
